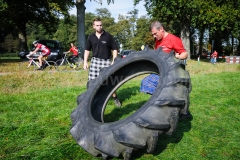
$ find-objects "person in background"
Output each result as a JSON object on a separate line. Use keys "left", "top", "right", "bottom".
{"left": 213, "top": 50, "right": 218, "bottom": 64}
{"left": 140, "top": 21, "right": 191, "bottom": 119}
{"left": 65, "top": 43, "right": 79, "bottom": 68}
{"left": 29, "top": 40, "right": 51, "bottom": 70}
{"left": 83, "top": 17, "right": 121, "bottom": 107}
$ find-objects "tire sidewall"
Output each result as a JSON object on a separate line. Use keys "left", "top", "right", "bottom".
{"left": 79, "top": 48, "right": 176, "bottom": 131}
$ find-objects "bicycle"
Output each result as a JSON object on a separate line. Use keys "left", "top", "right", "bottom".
{"left": 56, "top": 52, "right": 83, "bottom": 71}
{"left": 25, "top": 53, "right": 58, "bottom": 71}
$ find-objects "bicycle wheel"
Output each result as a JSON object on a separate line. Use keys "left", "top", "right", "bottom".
{"left": 19, "top": 59, "right": 38, "bottom": 71}
{"left": 75, "top": 57, "right": 83, "bottom": 71}
{"left": 56, "top": 59, "right": 68, "bottom": 71}
{"left": 44, "top": 61, "right": 58, "bottom": 71}
{"left": 52, "top": 61, "right": 59, "bottom": 71}
{"left": 31, "top": 60, "right": 40, "bottom": 71}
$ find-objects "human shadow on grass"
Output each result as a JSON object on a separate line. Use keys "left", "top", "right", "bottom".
{"left": 117, "top": 86, "right": 144, "bottom": 100}
{"left": 103, "top": 86, "right": 150, "bottom": 122}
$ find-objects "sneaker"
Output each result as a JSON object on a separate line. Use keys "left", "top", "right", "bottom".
{"left": 179, "top": 112, "right": 193, "bottom": 121}
{"left": 73, "top": 65, "right": 76, "bottom": 69}
{"left": 114, "top": 98, "right": 122, "bottom": 107}
{"left": 42, "top": 63, "right": 47, "bottom": 69}
{"left": 37, "top": 66, "right": 43, "bottom": 70}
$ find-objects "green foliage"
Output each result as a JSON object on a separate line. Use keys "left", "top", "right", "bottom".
{"left": 95, "top": 8, "right": 116, "bottom": 33}
{"left": 54, "top": 15, "right": 78, "bottom": 49}
{"left": 131, "top": 17, "right": 153, "bottom": 50}
{"left": 85, "top": 12, "right": 97, "bottom": 38}
{"left": 109, "top": 18, "right": 132, "bottom": 49}
{"left": 0, "top": 34, "right": 18, "bottom": 53}
{"left": 0, "top": 0, "right": 75, "bottom": 51}
{"left": 135, "top": 0, "right": 240, "bottom": 55}
{"left": 26, "top": 23, "right": 57, "bottom": 49}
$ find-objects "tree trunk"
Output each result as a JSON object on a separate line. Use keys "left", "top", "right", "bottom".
{"left": 76, "top": 0, "right": 86, "bottom": 58}
{"left": 237, "top": 37, "right": 240, "bottom": 55}
{"left": 198, "top": 26, "right": 206, "bottom": 56}
{"left": 18, "top": 24, "right": 28, "bottom": 52}
{"left": 181, "top": 24, "right": 191, "bottom": 60}
{"left": 231, "top": 36, "right": 234, "bottom": 55}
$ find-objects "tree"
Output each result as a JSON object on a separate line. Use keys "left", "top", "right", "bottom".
{"left": 134, "top": 0, "right": 195, "bottom": 59}
{"left": 0, "top": 0, "right": 74, "bottom": 51}
{"left": 85, "top": 12, "right": 97, "bottom": 39}
{"left": 54, "top": 15, "right": 78, "bottom": 49}
{"left": 95, "top": 8, "right": 115, "bottom": 30}
{"left": 131, "top": 16, "right": 153, "bottom": 50}
{"left": 1, "top": 34, "right": 18, "bottom": 53}
{"left": 134, "top": 0, "right": 240, "bottom": 57}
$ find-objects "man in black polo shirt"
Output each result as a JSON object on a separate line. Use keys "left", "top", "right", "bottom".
{"left": 83, "top": 17, "right": 121, "bottom": 107}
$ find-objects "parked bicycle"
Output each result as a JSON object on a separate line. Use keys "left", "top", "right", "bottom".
{"left": 56, "top": 52, "right": 83, "bottom": 71}
{"left": 26, "top": 53, "right": 58, "bottom": 71}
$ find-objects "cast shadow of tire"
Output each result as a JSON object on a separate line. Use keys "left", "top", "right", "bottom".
{"left": 131, "top": 117, "right": 192, "bottom": 159}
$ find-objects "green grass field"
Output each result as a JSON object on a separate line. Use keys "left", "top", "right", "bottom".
{"left": 0, "top": 59, "right": 240, "bottom": 159}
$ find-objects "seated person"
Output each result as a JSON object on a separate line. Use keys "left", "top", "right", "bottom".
{"left": 29, "top": 40, "right": 51, "bottom": 70}
{"left": 66, "top": 43, "right": 79, "bottom": 66}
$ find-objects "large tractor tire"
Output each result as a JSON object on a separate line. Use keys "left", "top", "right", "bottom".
{"left": 70, "top": 47, "right": 191, "bottom": 159}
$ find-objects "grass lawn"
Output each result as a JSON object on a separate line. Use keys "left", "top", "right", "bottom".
{"left": 0, "top": 59, "right": 240, "bottom": 159}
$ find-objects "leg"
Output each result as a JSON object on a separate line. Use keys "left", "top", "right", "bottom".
{"left": 67, "top": 56, "right": 72, "bottom": 63}
{"left": 210, "top": 58, "right": 213, "bottom": 64}
{"left": 37, "top": 55, "right": 43, "bottom": 70}
{"left": 72, "top": 56, "right": 77, "bottom": 64}
{"left": 38, "top": 55, "right": 43, "bottom": 66}
{"left": 112, "top": 92, "right": 121, "bottom": 107}
{"left": 42, "top": 55, "right": 48, "bottom": 69}
{"left": 71, "top": 56, "right": 77, "bottom": 69}
{"left": 88, "top": 57, "right": 121, "bottom": 106}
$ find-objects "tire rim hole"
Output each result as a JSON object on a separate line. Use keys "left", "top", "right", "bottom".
{"left": 102, "top": 75, "right": 152, "bottom": 123}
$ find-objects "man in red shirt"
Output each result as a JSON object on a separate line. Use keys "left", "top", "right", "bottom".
{"left": 140, "top": 21, "right": 191, "bottom": 119}
{"left": 152, "top": 21, "right": 188, "bottom": 58}
{"left": 29, "top": 40, "right": 51, "bottom": 70}
{"left": 66, "top": 43, "right": 79, "bottom": 67}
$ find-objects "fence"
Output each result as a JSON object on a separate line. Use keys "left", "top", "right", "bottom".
{"left": 206, "top": 55, "right": 240, "bottom": 64}
{"left": 225, "top": 56, "right": 240, "bottom": 64}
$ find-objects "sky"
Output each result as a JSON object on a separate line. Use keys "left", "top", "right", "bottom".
{"left": 69, "top": 0, "right": 148, "bottom": 22}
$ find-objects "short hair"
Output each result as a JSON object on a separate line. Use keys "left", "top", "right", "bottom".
{"left": 93, "top": 17, "right": 102, "bottom": 25}
{"left": 149, "top": 21, "right": 164, "bottom": 31}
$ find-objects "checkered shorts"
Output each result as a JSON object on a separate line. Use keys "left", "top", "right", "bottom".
{"left": 88, "top": 57, "right": 111, "bottom": 80}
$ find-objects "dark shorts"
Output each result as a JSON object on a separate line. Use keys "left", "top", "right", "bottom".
{"left": 68, "top": 55, "right": 78, "bottom": 63}
{"left": 88, "top": 57, "right": 111, "bottom": 80}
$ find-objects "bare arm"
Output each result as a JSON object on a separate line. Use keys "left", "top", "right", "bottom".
{"left": 29, "top": 47, "right": 39, "bottom": 55}
{"left": 83, "top": 50, "right": 90, "bottom": 70}
{"left": 111, "top": 50, "right": 118, "bottom": 65}
{"left": 175, "top": 51, "right": 188, "bottom": 60}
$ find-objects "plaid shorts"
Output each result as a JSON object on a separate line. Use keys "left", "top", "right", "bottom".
{"left": 140, "top": 74, "right": 160, "bottom": 95}
{"left": 88, "top": 57, "right": 111, "bottom": 80}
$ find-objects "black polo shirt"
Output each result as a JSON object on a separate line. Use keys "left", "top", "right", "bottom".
{"left": 85, "top": 30, "right": 118, "bottom": 59}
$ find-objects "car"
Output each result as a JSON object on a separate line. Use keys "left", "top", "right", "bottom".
{"left": 119, "top": 50, "right": 135, "bottom": 58}
{"left": 18, "top": 40, "right": 64, "bottom": 61}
